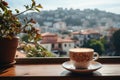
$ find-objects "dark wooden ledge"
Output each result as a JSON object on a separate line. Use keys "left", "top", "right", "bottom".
{"left": 15, "top": 56, "right": 120, "bottom": 64}
{"left": 0, "top": 57, "right": 120, "bottom": 80}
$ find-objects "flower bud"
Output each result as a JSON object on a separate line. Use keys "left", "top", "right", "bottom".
{"left": 2, "top": 1, "right": 8, "bottom": 6}
{"left": 30, "top": 18, "right": 36, "bottom": 24}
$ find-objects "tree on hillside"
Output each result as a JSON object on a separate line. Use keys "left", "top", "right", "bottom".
{"left": 83, "top": 39, "right": 105, "bottom": 55}
{"left": 112, "top": 29, "right": 120, "bottom": 56}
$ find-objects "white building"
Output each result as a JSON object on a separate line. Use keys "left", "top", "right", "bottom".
{"left": 114, "top": 23, "right": 120, "bottom": 28}
{"left": 43, "top": 21, "right": 53, "bottom": 26}
{"left": 53, "top": 21, "right": 67, "bottom": 30}
{"left": 40, "top": 32, "right": 75, "bottom": 55}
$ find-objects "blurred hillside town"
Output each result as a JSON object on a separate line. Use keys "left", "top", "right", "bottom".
{"left": 16, "top": 8, "right": 120, "bottom": 58}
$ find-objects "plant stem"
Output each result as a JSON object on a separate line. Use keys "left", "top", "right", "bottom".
{"left": 14, "top": 8, "right": 32, "bottom": 16}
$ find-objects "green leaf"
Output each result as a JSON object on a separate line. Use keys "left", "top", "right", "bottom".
{"left": 32, "top": 0, "right": 36, "bottom": 7}
{"left": 36, "top": 4, "right": 42, "bottom": 8}
{"left": 32, "top": 0, "right": 35, "bottom": 3}
{"left": 0, "top": 3, "right": 7, "bottom": 11}
{"left": 24, "top": 5, "right": 29, "bottom": 9}
{"left": 35, "top": 8, "right": 40, "bottom": 12}
{"left": 15, "top": 9, "right": 19, "bottom": 13}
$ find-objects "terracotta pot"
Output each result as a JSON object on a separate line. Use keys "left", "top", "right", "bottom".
{"left": 0, "top": 37, "right": 18, "bottom": 64}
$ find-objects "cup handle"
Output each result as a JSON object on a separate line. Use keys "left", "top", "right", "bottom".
{"left": 93, "top": 52, "right": 99, "bottom": 60}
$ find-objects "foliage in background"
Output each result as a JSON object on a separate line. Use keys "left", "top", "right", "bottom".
{"left": 112, "top": 29, "right": 120, "bottom": 56}
{"left": 83, "top": 39, "right": 105, "bottom": 55}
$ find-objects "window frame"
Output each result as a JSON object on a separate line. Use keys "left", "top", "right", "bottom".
{"left": 15, "top": 56, "right": 120, "bottom": 64}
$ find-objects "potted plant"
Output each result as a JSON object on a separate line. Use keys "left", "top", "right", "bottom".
{"left": 0, "top": 0, "right": 42, "bottom": 65}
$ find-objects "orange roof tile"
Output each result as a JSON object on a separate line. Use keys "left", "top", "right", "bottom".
{"left": 41, "top": 37, "right": 74, "bottom": 44}
{"left": 41, "top": 32, "right": 57, "bottom": 37}
{"left": 80, "top": 29, "right": 99, "bottom": 35}
{"left": 72, "top": 31, "right": 80, "bottom": 35}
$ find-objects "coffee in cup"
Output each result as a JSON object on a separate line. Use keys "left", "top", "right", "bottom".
{"left": 69, "top": 48, "right": 99, "bottom": 69}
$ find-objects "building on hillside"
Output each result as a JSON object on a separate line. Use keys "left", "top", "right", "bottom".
{"left": 71, "top": 29, "right": 101, "bottom": 47}
{"left": 40, "top": 26, "right": 58, "bottom": 33}
{"left": 53, "top": 21, "right": 67, "bottom": 30}
{"left": 114, "top": 23, "right": 120, "bottom": 28}
{"left": 81, "top": 29, "right": 101, "bottom": 40}
{"left": 71, "top": 31, "right": 82, "bottom": 47}
{"left": 40, "top": 32, "right": 75, "bottom": 56}
{"left": 43, "top": 21, "right": 52, "bottom": 26}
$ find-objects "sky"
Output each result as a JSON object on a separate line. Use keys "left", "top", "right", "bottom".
{"left": 6, "top": 0, "right": 120, "bottom": 14}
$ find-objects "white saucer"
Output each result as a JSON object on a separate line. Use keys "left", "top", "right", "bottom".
{"left": 62, "top": 61, "right": 102, "bottom": 73}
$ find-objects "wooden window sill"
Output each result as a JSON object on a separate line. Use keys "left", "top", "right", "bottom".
{"left": 0, "top": 57, "right": 120, "bottom": 80}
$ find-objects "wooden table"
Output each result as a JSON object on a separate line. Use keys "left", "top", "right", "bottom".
{"left": 0, "top": 57, "right": 120, "bottom": 80}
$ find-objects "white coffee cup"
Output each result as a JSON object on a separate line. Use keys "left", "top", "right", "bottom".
{"left": 69, "top": 48, "right": 99, "bottom": 69}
